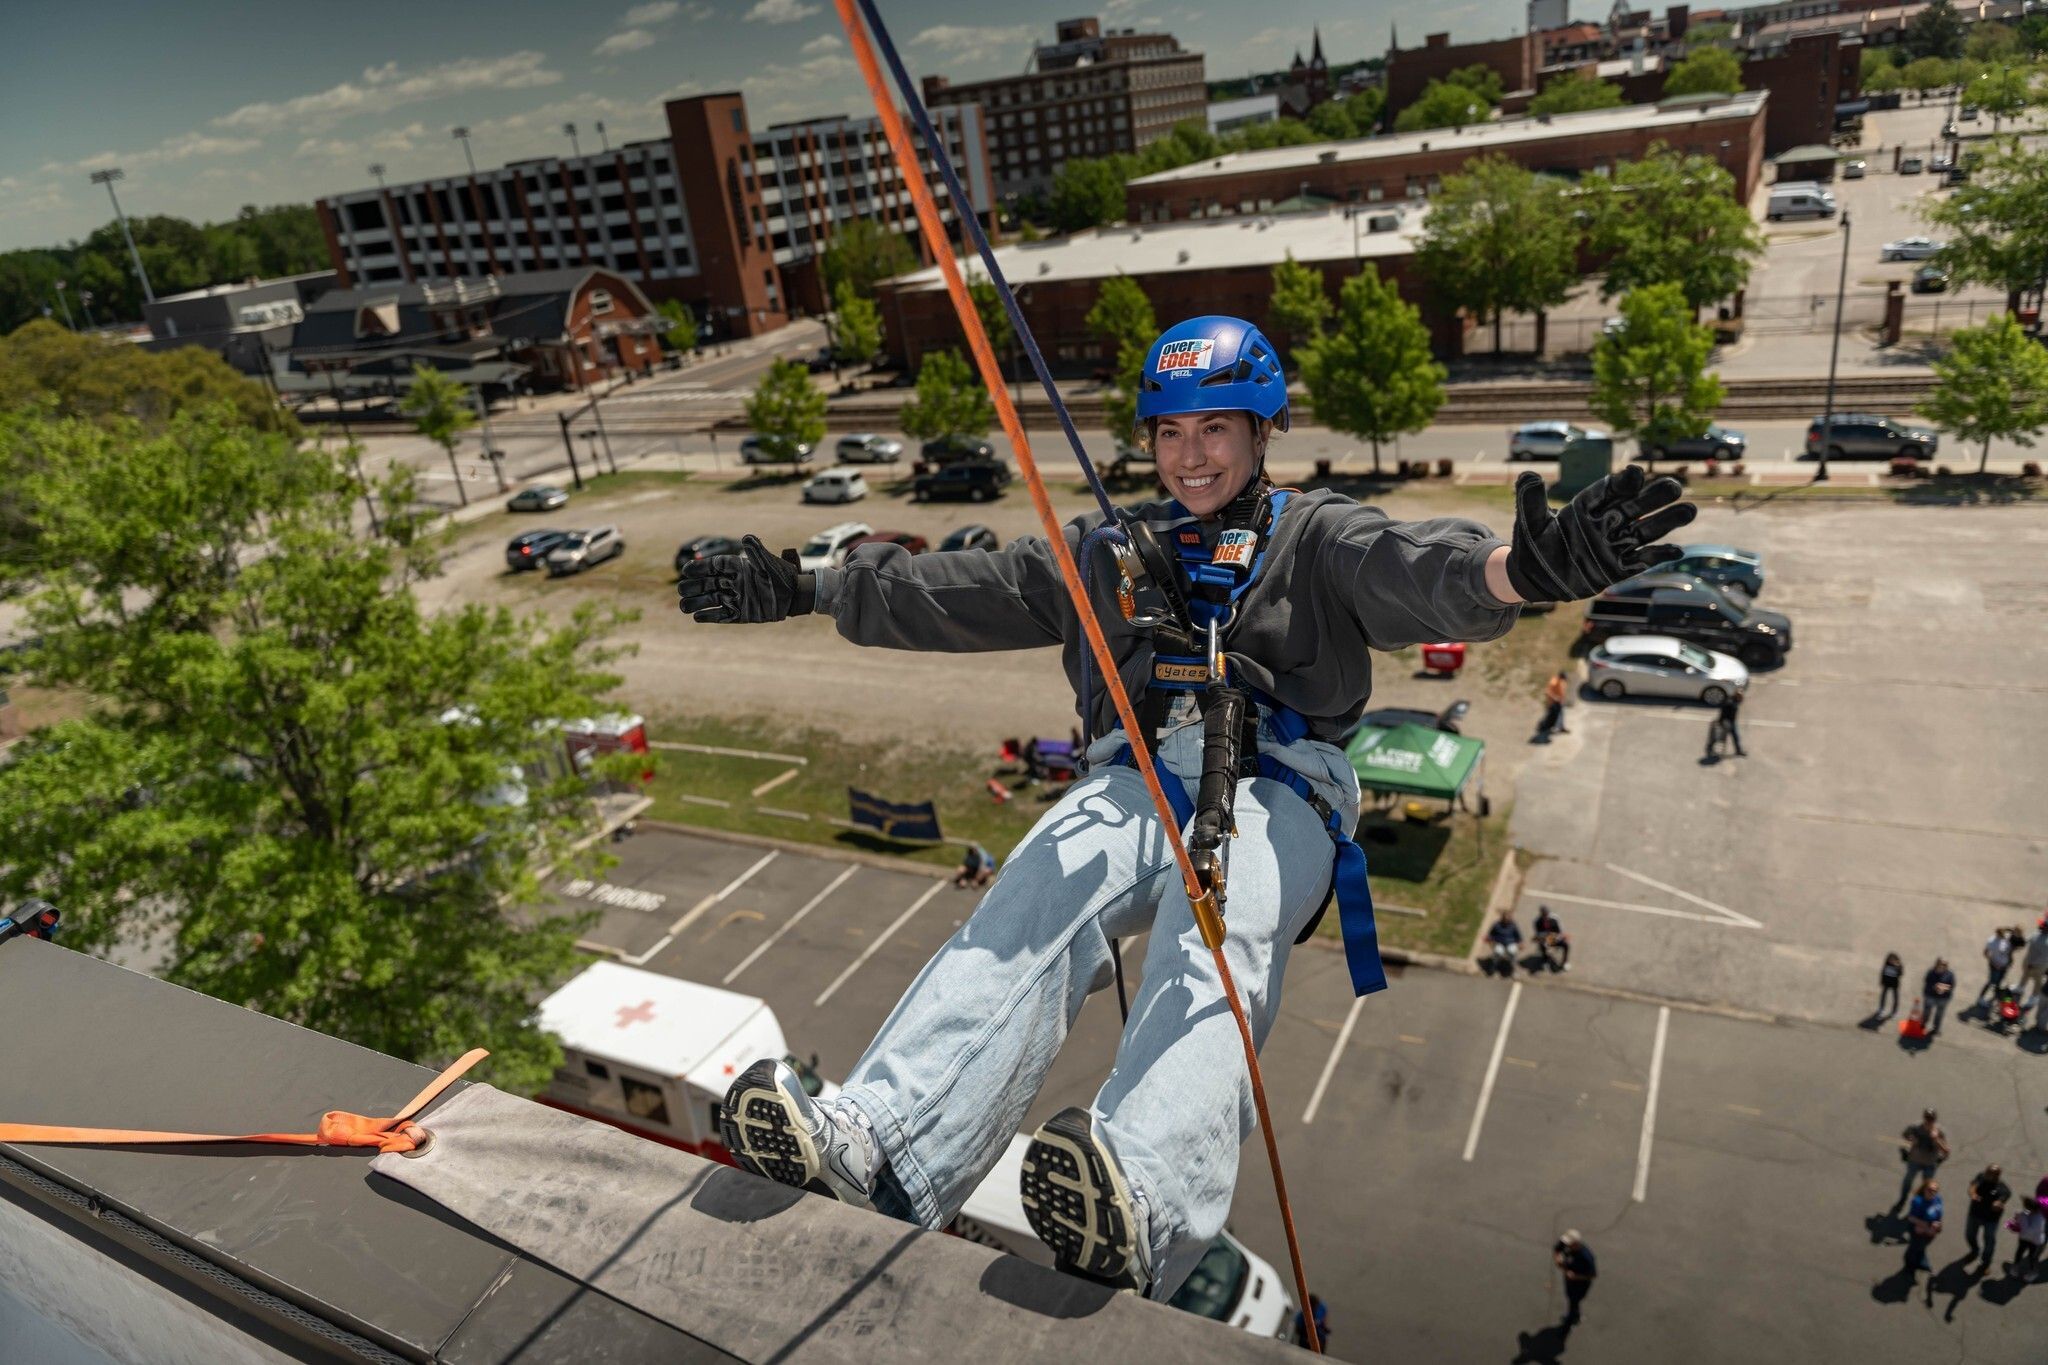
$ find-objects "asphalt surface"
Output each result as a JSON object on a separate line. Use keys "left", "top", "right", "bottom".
{"left": 542, "top": 824, "right": 2048, "bottom": 1363}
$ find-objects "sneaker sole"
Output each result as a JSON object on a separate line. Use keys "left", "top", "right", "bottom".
{"left": 1020, "top": 1106, "right": 1145, "bottom": 1291}
{"left": 719, "top": 1060, "right": 824, "bottom": 1193}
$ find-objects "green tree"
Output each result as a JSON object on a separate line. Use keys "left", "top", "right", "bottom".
{"left": 1863, "top": 62, "right": 1906, "bottom": 94}
{"left": 1967, "top": 21, "right": 2021, "bottom": 62}
{"left": 0, "top": 407, "right": 633, "bottom": 1093}
{"left": 968, "top": 276, "right": 1015, "bottom": 384}
{"left": 1225, "top": 119, "right": 1323, "bottom": 151}
{"left": 1587, "top": 144, "right": 1765, "bottom": 315}
{"left": 1084, "top": 275, "right": 1157, "bottom": 437}
{"left": 1134, "top": 121, "right": 1221, "bottom": 175}
{"left": 1529, "top": 70, "right": 1626, "bottom": 116}
{"left": 657, "top": 298, "right": 698, "bottom": 353}
{"left": 400, "top": 365, "right": 478, "bottom": 506}
{"left": 1900, "top": 55, "right": 1961, "bottom": 94}
{"left": 1340, "top": 88, "right": 1386, "bottom": 133}
{"left": 1297, "top": 265, "right": 1445, "bottom": 476}
{"left": 1445, "top": 64, "right": 1506, "bottom": 103}
{"left": 1589, "top": 283, "right": 1724, "bottom": 461}
{"left": 1963, "top": 65, "right": 2036, "bottom": 130}
{"left": 1394, "top": 79, "right": 1495, "bottom": 133}
{"left": 1861, "top": 47, "right": 1903, "bottom": 83}
{"left": 1904, "top": 0, "right": 1966, "bottom": 61}
{"left": 897, "top": 349, "right": 994, "bottom": 442}
{"left": 2018, "top": 13, "right": 2048, "bottom": 57}
{"left": 1267, "top": 255, "right": 1333, "bottom": 355}
{"left": 1050, "top": 156, "right": 1133, "bottom": 232}
{"left": 820, "top": 218, "right": 917, "bottom": 301}
{"left": 1306, "top": 100, "right": 1362, "bottom": 140}
{"left": 0, "top": 318, "right": 288, "bottom": 432}
{"left": 1417, "top": 156, "right": 1582, "bottom": 355}
{"left": 1916, "top": 313, "right": 2048, "bottom": 474}
{"left": 744, "top": 356, "right": 828, "bottom": 458}
{"left": 832, "top": 280, "right": 882, "bottom": 367}
{"left": 1661, "top": 46, "right": 1746, "bottom": 97}
{"left": 1686, "top": 21, "right": 1736, "bottom": 44}
{"left": 1921, "top": 140, "right": 2048, "bottom": 310}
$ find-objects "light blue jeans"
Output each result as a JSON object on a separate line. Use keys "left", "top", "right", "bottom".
{"left": 837, "top": 718, "right": 1360, "bottom": 1300}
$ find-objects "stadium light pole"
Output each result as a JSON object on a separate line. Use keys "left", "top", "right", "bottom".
{"left": 596, "top": 120, "right": 610, "bottom": 153}
{"left": 1816, "top": 209, "right": 1851, "bottom": 486}
{"left": 90, "top": 168, "right": 154, "bottom": 304}
{"left": 452, "top": 127, "right": 478, "bottom": 178}
{"left": 368, "top": 163, "right": 388, "bottom": 190}
{"left": 564, "top": 122, "right": 582, "bottom": 158}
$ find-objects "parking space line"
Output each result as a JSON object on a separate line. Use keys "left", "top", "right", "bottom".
{"left": 723, "top": 865, "right": 858, "bottom": 985}
{"left": 1398, "top": 1033, "right": 1426, "bottom": 1045}
{"left": 751, "top": 767, "right": 801, "bottom": 797}
{"left": 628, "top": 852, "right": 780, "bottom": 965}
{"left": 1633, "top": 1006, "right": 1671, "bottom": 1203}
{"left": 1463, "top": 981, "right": 1521, "bottom": 1163}
{"left": 1302, "top": 995, "right": 1365, "bottom": 1126}
{"left": 1527, "top": 889, "right": 1761, "bottom": 929}
{"left": 1505, "top": 1057, "right": 1537, "bottom": 1068}
{"left": 1628, "top": 711, "right": 1798, "bottom": 730}
{"left": 1605, "top": 863, "right": 1764, "bottom": 930}
{"left": 814, "top": 881, "right": 948, "bottom": 1007}
{"left": 1726, "top": 1104, "right": 1763, "bottom": 1117}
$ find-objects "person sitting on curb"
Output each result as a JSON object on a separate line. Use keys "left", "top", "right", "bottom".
{"left": 1487, "top": 910, "right": 1525, "bottom": 975}
{"left": 1533, "top": 904, "right": 1571, "bottom": 972}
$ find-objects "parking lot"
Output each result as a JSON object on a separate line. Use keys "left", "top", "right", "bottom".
{"left": 542, "top": 822, "right": 2048, "bottom": 1362}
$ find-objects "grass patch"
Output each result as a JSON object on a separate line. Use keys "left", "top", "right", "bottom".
{"left": 638, "top": 711, "right": 1047, "bottom": 868}
{"left": 1325, "top": 807, "right": 1516, "bottom": 957}
{"left": 1471, "top": 602, "right": 1585, "bottom": 697}
{"left": 0, "top": 683, "right": 95, "bottom": 738}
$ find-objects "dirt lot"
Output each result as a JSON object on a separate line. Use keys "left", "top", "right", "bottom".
{"left": 424, "top": 470, "right": 1564, "bottom": 783}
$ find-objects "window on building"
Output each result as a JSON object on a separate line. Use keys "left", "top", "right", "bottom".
{"left": 589, "top": 289, "right": 614, "bottom": 315}
{"left": 661, "top": 185, "right": 680, "bottom": 204}
{"left": 596, "top": 162, "right": 620, "bottom": 182}
{"left": 601, "top": 193, "right": 625, "bottom": 213}
{"left": 729, "top": 108, "right": 745, "bottom": 133}
{"left": 609, "top": 223, "right": 635, "bottom": 242}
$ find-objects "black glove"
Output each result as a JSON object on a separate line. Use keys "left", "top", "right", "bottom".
{"left": 1505, "top": 465, "right": 1696, "bottom": 605}
{"left": 677, "top": 535, "right": 815, "bottom": 623}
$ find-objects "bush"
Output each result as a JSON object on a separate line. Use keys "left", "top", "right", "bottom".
{"left": 1936, "top": 464, "right": 1954, "bottom": 477}
{"left": 1889, "top": 456, "right": 1920, "bottom": 477}
{"left": 2023, "top": 461, "right": 2042, "bottom": 477}
{"left": 1437, "top": 457, "right": 1454, "bottom": 478}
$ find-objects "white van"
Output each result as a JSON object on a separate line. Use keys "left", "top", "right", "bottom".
{"left": 1767, "top": 184, "right": 1837, "bottom": 221}
{"left": 952, "top": 1133, "right": 1298, "bottom": 1340}
{"left": 536, "top": 962, "right": 830, "bottom": 1161}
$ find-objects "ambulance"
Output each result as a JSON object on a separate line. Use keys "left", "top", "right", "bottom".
{"left": 953, "top": 1132, "right": 1299, "bottom": 1341}
{"left": 536, "top": 961, "right": 829, "bottom": 1163}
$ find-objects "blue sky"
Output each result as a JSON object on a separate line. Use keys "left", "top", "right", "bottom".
{"left": 0, "top": 0, "right": 1520, "bottom": 251}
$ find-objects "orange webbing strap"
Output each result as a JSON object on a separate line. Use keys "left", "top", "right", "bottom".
{"left": 832, "top": 5, "right": 1320, "bottom": 1351}
{"left": 0, "top": 1048, "right": 487, "bottom": 1156}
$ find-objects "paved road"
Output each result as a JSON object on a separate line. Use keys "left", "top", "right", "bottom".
{"left": 544, "top": 824, "right": 2048, "bottom": 1362}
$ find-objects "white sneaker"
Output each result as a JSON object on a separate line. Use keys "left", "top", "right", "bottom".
{"left": 1020, "top": 1106, "right": 1154, "bottom": 1294}
{"left": 719, "top": 1059, "right": 883, "bottom": 1210}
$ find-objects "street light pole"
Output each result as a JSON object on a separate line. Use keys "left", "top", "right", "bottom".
{"left": 452, "top": 126, "right": 478, "bottom": 178}
{"left": 368, "top": 163, "right": 388, "bottom": 190}
{"left": 89, "top": 168, "right": 154, "bottom": 305}
{"left": 596, "top": 121, "right": 610, "bottom": 154}
{"left": 563, "top": 123, "right": 582, "bottom": 159}
{"left": 52, "top": 281, "right": 75, "bottom": 329}
{"left": 78, "top": 290, "right": 97, "bottom": 330}
{"left": 1817, "top": 210, "right": 1851, "bottom": 485}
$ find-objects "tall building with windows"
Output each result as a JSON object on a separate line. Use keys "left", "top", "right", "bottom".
{"left": 314, "top": 93, "right": 992, "bottom": 340}
{"left": 919, "top": 16, "right": 1206, "bottom": 202}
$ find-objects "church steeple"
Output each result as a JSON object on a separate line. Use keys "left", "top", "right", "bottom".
{"left": 1390, "top": 20, "right": 1400, "bottom": 51}
{"left": 1311, "top": 26, "right": 1326, "bottom": 68}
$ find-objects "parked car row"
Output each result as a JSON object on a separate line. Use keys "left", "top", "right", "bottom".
{"left": 740, "top": 431, "right": 996, "bottom": 468}
{"left": 1582, "top": 567, "right": 1790, "bottom": 668}
{"left": 1508, "top": 420, "right": 1747, "bottom": 462}
{"left": 504, "top": 526, "right": 625, "bottom": 577}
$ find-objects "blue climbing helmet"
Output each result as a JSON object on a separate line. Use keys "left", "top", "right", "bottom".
{"left": 1135, "top": 315, "right": 1290, "bottom": 434}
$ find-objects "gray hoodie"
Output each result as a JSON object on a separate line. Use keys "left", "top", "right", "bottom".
{"left": 811, "top": 488, "right": 1518, "bottom": 742}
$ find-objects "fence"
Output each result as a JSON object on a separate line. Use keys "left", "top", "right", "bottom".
{"left": 1471, "top": 286, "right": 2005, "bottom": 358}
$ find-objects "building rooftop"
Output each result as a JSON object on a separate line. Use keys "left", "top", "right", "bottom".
{"left": 892, "top": 203, "right": 1430, "bottom": 293}
{"left": 151, "top": 270, "right": 335, "bottom": 305}
{"left": 1130, "top": 89, "right": 1769, "bottom": 186}
{"left": 1208, "top": 93, "right": 1283, "bottom": 121}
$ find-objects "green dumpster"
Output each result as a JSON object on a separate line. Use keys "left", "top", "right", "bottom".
{"left": 1556, "top": 433, "right": 1614, "bottom": 499}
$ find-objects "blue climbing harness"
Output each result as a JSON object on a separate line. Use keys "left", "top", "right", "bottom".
{"left": 1102, "top": 490, "right": 1386, "bottom": 998}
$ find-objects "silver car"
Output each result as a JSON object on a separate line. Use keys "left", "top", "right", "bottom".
{"left": 1508, "top": 420, "right": 1600, "bottom": 460}
{"left": 1586, "top": 635, "right": 1749, "bottom": 705}
{"left": 544, "top": 525, "right": 625, "bottom": 576}
{"left": 835, "top": 433, "right": 904, "bottom": 464}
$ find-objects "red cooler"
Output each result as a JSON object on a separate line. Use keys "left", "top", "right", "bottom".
{"left": 1422, "top": 642, "right": 1467, "bottom": 676}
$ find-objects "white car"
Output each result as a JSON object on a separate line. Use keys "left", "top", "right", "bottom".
{"left": 1842, "top": 159, "right": 1867, "bottom": 179}
{"left": 1880, "top": 236, "right": 1945, "bottom": 261}
{"left": 802, "top": 469, "right": 869, "bottom": 504}
{"left": 1508, "top": 420, "right": 1601, "bottom": 460}
{"left": 739, "top": 434, "right": 815, "bottom": 465}
{"left": 544, "top": 525, "right": 625, "bottom": 577}
{"left": 835, "top": 433, "right": 904, "bottom": 464}
{"left": 796, "top": 521, "right": 873, "bottom": 572}
{"left": 1586, "top": 634, "right": 1749, "bottom": 704}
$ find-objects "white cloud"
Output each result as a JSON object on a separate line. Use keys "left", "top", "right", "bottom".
{"left": 744, "top": 0, "right": 820, "bottom": 24}
{"left": 47, "top": 129, "right": 264, "bottom": 179}
{"left": 293, "top": 121, "right": 427, "bottom": 161}
{"left": 213, "top": 52, "right": 561, "bottom": 133}
{"left": 909, "top": 24, "right": 1037, "bottom": 66}
{"left": 683, "top": 1, "right": 714, "bottom": 15}
{"left": 623, "top": 0, "right": 679, "bottom": 20}
{"left": 595, "top": 28, "right": 657, "bottom": 55}
{"left": 800, "top": 33, "right": 842, "bottom": 55}
{"left": 744, "top": 51, "right": 860, "bottom": 121}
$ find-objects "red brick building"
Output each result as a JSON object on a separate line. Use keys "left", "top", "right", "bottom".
{"left": 1124, "top": 92, "right": 1769, "bottom": 224}
{"left": 1385, "top": 32, "right": 1540, "bottom": 124}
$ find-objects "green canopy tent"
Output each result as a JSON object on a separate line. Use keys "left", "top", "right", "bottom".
{"left": 1344, "top": 721, "right": 1490, "bottom": 853}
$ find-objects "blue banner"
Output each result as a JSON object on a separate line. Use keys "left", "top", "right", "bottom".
{"left": 847, "top": 788, "right": 943, "bottom": 842}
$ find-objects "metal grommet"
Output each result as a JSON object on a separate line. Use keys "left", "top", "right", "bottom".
{"left": 399, "top": 1126, "right": 436, "bottom": 1159}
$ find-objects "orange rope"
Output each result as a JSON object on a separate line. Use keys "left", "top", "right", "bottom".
{"left": 830, "top": 5, "right": 1319, "bottom": 1350}
{"left": 0, "top": 1048, "right": 488, "bottom": 1155}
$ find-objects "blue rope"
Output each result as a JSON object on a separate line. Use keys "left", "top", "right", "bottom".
{"left": 851, "top": 0, "right": 1120, "bottom": 525}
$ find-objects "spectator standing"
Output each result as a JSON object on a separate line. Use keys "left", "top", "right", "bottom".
{"left": 1978, "top": 928, "right": 2017, "bottom": 1004}
{"left": 1965, "top": 1164, "right": 2010, "bottom": 1272}
{"left": 1895, "top": 1109, "right": 1951, "bottom": 1213}
{"left": 1534, "top": 905, "right": 1572, "bottom": 972}
{"left": 1291, "top": 1294, "right": 1330, "bottom": 1351}
{"left": 2018, "top": 923, "right": 2048, "bottom": 1012}
{"left": 2007, "top": 1197, "right": 2047, "bottom": 1281}
{"left": 1553, "top": 1231, "right": 1597, "bottom": 1328}
{"left": 1922, "top": 958, "right": 1957, "bottom": 1035}
{"left": 1535, "top": 670, "right": 1570, "bottom": 742}
{"left": 1704, "top": 690, "right": 1746, "bottom": 759}
{"left": 1904, "top": 1179, "right": 1944, "bottom": 1280}
{"left": 1878, "top": 953, "right": 1905, "bottom": 1019}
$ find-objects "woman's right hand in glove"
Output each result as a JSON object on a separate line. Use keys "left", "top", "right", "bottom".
{"left": 676, "top": 535, "right": 816, "bottom": 623}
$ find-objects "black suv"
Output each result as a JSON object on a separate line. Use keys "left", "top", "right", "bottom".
{"left": 1582, "top": 573, "right": 1792, "bottom": 667}
{"left": 1803, "top": 413, "right": 1939, "bottom": 461}
{"left": 913, "top": 461, "right": 1010, "bottom": 502}
{"left": 920, "top": 435, "right": 997, "bottom": 465}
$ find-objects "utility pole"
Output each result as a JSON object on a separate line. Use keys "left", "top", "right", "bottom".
{"left": 556, "top": 411, "right": 587, "bottom": 489}
{"left": 564, "top": 122, "right": 582, "bottom": 159}
{"left": 90, "top": 168, "right": 154, "bottom": 305}
{"left": 52, "top": 280, "right": 75, "bottom": 329}
{"left": 473, "top": 385, "right": 507, "bottom": 491}
{"left": 1817, "top": 210, "right": 1851, "bottom": 485}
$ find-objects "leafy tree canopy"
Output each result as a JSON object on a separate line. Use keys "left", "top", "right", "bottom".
{"left": 1589, "top": 282, "right": 1724, "bottom": 454}
{"left": 1917, "top": 312, "right": 2048, "bottom": 473}
{"left": 1084, "top": 275, "right": 1157, "bottom": 437}
{"left": 1920, "top": 139, "right": 2048, "bottom": 297}
{"left": 898, "top": 349, "right": 994, "bottom": 441}
{"left": 1662, "top": 46, "right": 1745, "bottom": 97}
{"left": 820, "top": 218, "right": 917, "bottom": 300}
{"left": 657, "top": 298, "right": 698, "bottom": 352}
{"left": 1297, "top": 265, "right": 1445, "bottom": 475}
{"left": 1587, "top": 144, "right": 1764, "bottom": 314}
{"left": 1417, "top": 156, "right": 1581, "bottom": 350}
{"left": 1529, "top": 70, "right": 1627, "bottom": 116}
{"left": 831, "top": 280, "right": 882, "bottom": 366}
{"left": 1394, "top": 79, "right": 1496, "bottom": 133}
{"left": 745, "top": 356, "right": 828, "bottom": 456}
{"left": 1904, "top": 0, "right": 1966, "bottom": 61}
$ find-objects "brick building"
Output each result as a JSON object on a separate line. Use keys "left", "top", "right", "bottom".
{"left": 314, "top": 93, "right": 993, "bottom": 343}
{"left": 1124, "top": 92, "right": 1770, "bottom": 224}
{"left": 874, "top": 204, "right": 1456, "bottom": 372}
{"left": 1384, "top": 32, "right": 1540, "bottom": 124}
{"left": 920, "top": 16, "right": 1206, "bottom": 202}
